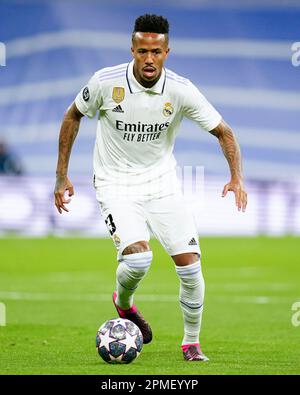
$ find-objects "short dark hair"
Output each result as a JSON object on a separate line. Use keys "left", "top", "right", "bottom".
{"left": 132, "top": 14, "right": 169, "bottom": 41}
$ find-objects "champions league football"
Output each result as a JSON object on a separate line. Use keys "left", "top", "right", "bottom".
{"left": 96, "top": 318, "right": 143, "bottom": 364}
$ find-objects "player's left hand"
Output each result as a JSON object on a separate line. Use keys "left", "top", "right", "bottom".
{"left": 222, "top": 178, "right": 247, "bottom": 212}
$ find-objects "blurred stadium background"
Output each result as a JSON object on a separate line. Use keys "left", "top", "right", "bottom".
{"left": 1, "top": 0, "right": 300, "bottom": 236}
{"left": 1, "top": 0, "right": 300, "bottom": 375}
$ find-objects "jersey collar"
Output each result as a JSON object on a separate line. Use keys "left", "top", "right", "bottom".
{"left": 126, "top": 60, "right": 166, "bottom": 95}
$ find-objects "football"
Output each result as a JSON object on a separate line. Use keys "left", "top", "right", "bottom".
{"left": 96, "top": 318, "right": 143, "bottom": 364}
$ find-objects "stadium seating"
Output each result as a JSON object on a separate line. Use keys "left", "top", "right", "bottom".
{"left": 0, "top": 0, "right": 299, "bottom": 181}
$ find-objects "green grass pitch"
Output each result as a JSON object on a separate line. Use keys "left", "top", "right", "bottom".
{"left": 0, "top": 236, "right": 299, "bottom": 375}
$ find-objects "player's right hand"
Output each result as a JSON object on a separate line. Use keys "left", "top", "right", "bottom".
{"left": 54, "top": 175, "right": 74, "bottom": 214}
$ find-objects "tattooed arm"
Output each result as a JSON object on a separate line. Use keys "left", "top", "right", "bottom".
{"left": 54, "top": 102, "right": 84, "bottom": 214}
{"left": 209, "top": 119, "right": 247, "bottom": 212}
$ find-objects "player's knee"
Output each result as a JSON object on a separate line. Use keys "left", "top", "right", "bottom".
{"left": 119, "top": 250, "right": 153, "bottom": 275}
{"left": 122, "top": 241, "right": 150, "bottom": 255}
{"left": 172, "top": 252, "right": 200, "bottom": 267}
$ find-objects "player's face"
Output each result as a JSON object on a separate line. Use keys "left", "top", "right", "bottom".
{"left": 131, "top": 32, "right": 170, "bottom": 88}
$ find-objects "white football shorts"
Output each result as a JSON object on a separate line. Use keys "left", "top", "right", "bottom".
{"left": 95, "top": 189, "right": 201, "bottom": 261}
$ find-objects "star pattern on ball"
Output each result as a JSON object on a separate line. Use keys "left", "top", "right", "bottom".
{"left": 97, "top": 318, "right": 143, "bottom": 364}
{"left": 109, "top": 355, "right": 123, "bottom": 362}
{"left": 99, "top": 329, "right": 117, "bottom": 351}
{"left": 119, "top": 333, "right": 138, "bottom": 353}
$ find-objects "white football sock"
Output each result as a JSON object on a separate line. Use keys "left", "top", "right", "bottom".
{"left": 116, "top": 250, "right": 153, "bottom": 310}
{"left": 175, "top": 260, "right": 205, "bottom": 345}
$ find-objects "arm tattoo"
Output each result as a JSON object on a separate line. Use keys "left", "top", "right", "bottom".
{"left": 209, "top": 120, "right": 243, "bottom": 180}
{"left": 56, "top": 107, "right": 81, "bottom": 176}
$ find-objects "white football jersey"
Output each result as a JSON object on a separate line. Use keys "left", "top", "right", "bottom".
{"left": 75, "top": 61, "right": 221, "bottom": 195}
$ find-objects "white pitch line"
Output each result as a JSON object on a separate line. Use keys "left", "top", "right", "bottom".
{"left": 0, "top": 302, "right": 6, "bottom": 326}
{"left": 209, "top": 283, "right": 292, "bottom": 291}
{"left": 0, "top": 291, "right": 177, "bottom": 303}
{"left": 0, "top": 291, "right": 296, "bottom": 304}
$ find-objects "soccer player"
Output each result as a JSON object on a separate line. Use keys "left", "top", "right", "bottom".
{"left": 54, "top": 14, "right": 247, "bottom": 361}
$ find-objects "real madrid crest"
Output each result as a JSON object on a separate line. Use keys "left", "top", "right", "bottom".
{"left": 163, "top": 102, "right": 174, "bottom": 117}
{"left": 112, "top": 87, "right": 125, "bottom": 104}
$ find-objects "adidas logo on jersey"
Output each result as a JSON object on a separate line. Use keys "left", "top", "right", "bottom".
{"left": 112, "top": 105, "right": 124, "bottom": 113}
{"left": 188, "top": 238, "right": 197, "bottom": 246}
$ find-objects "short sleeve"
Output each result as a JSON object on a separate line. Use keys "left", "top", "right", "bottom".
{"left": 183, "top": 81, "right": 222, "bottom": 132}
{"left": 75, "top": 73, "right": 102, "bottom": 118}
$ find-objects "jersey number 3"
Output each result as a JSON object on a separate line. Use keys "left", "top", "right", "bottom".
{"left": 105, "top": 214, "right": 116, "bottom": 236}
